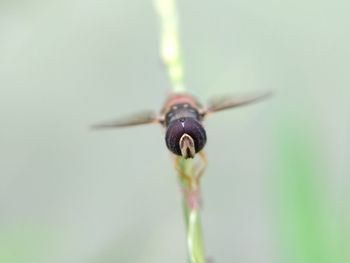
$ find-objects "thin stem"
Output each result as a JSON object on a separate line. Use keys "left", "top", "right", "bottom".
{"left": 154, "top": 1, "right": 207, "bottom": 262}
{"left": 153, "top": 0, "right": 185, "bottom": 93}
{"left": 177, "top": 157, "right": 206, "bottom": 263}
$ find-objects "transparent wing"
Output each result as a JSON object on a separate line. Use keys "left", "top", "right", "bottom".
{"left": 204, "top": 91, "right": 272, "bottom": 114}
{"left": 92, "top": 110, "right": 159, "bottom": 129}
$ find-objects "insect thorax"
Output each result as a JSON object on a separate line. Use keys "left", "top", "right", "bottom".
{"left": 164, "top": 103, "right": 202, "bottom": 127}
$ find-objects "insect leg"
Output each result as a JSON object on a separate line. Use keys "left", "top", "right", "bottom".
{"left": 173, "top": 156, "right": 192, "bottom": 187}
{"left": 194, "top": 151, "right": 208, "bottom": 186}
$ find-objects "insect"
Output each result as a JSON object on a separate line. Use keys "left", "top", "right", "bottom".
{"left": 93, "top": 91, "right": 271, "bottom": 159}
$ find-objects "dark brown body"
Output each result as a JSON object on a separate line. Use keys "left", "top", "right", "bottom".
{"left": 161, "top": 94, "right": 207, "bottom": 158}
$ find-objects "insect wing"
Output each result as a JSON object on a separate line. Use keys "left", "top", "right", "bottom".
{"left": 92, "top": 110, "right": 159, "bottom": 129}
{"left": 205, "top": 91, "right": 272, "bottom": 114}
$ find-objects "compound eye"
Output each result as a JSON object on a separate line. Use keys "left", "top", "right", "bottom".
{"left": 165, "top": 118, "right": 207, "bottom": 157}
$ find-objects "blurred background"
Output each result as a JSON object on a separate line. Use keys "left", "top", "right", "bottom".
{"left": 0, "top": 0, "right": 349, "bottom": 262}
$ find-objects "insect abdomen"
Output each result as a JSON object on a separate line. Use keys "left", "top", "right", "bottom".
{"left": 165, "top": 117, "right": 206, "bottom": 157}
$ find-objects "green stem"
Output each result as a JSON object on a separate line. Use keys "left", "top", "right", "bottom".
{"left": 178, "top": 157, "right": 206, "bottom": 263}
{"left": 185, "top": 204, "right": 205, "bottom": 263}
{"left": 153, "top": 0, "right": 185, "bottom": 93}
{"left": 154, "top": 2, "right": 206, "bottom": 261}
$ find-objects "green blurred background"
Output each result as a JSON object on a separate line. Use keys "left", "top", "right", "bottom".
{"left": 0, "top": 0, "right": 349, "bottom": 262}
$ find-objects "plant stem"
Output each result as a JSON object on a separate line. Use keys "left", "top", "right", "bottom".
{"left": 153, "top": 1, "right": 206, "bottom": 262}
{"left": 154, "top": 0, "right": 185, "bottom": 93}
{"left": 178, "top": 158, "right": 206, "bottom": 263}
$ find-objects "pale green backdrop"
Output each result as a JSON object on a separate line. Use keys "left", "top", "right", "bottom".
{"left": 0, "top": 0, "right": 349, "bottom": 262}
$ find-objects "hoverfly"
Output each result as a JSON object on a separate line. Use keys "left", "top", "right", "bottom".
{"left": 93, "top": 91, "right": 271, "bottom": 159}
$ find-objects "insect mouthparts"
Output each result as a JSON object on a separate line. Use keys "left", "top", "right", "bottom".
{"left": 179, "top": 133, "right": 196, "bottom": 159}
